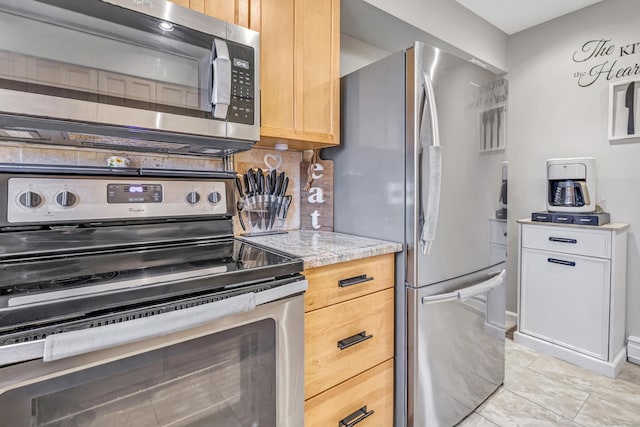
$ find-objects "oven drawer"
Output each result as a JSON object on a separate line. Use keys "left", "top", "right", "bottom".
{"left": 305, "top": 359, "right": 394, "bottom": 427}
{"left": 521, "top": 224, "right": 611, "bottom": 258}
{"left": 304, "top": 254, "right": 394, "bottom": 312}
{"left": 304, "top": 288, "right": 394, "bottom": 399}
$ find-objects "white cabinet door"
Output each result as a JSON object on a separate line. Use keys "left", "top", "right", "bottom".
{"left": 489, "top": 243, "right": 507, "bottom": 264}
{"left": 98, "top": 71, "right": 156, "bottom": 103}
{"left": 520, "top": 248, "right": 610, "bottom": 360}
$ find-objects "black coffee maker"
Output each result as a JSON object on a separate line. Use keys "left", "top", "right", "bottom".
{"left": 496, "top": 161, "right": 507, "bottom": 219}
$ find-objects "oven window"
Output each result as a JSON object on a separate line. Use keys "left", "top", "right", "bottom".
{"left": 1, "top": 319, "right": 276, "bottom": 427}
{"left": 0, "top": 0, "right": 216, "bottom": 117}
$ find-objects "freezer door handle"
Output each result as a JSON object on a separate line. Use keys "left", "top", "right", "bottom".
{"left": 418, "top": 70, "right": 442, "bottom": 256}
{"left": 422, "top": 270, "right": 505, "bottom": 304}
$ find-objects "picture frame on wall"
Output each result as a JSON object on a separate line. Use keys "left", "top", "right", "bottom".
{"left": 608, "top": 77, "right": 640, "bottom": 142}
{"left": 478, "top": 104, "right": 506, "bottom": 152}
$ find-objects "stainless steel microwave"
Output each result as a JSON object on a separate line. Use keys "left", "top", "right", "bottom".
{"left": 0, "top": 0, "right": 260, "bottom": 156}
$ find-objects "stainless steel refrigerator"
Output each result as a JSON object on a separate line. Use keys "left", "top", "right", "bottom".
{"left": 323, "top": 41, "right": 508, "bottom": 426}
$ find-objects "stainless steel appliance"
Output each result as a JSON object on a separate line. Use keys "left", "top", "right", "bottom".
{"left": 496, "top": 161, "right": 508, "bottom": 219}
{"left": 0, "top": 164, "right": 305, "bottom": 427}
{"left": 547, "top": 157, "right": 596, "bottom": 213}
{"left": 0, "top": 0, "right": 259, "bottom": 155}
{"left": 324, "top": 42, "right": 507, "bottom": 426}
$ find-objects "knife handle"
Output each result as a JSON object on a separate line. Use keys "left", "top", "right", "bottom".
{"left": 235, "top": 176, "right": 244, "bottom": 198}
{"left": 280, "top": 176, "right": 289, "bottom": 197}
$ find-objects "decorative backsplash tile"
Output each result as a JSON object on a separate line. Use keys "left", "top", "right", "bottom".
{"left": 0, "top": 141, "right": 303, "bottom": 235}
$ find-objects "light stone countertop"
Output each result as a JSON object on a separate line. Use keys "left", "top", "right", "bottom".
{"left": 517, "top": 218, "right": 629, "bottom": 231}
{"left": 239, "top": 230, "right": 403, "bottom": 269}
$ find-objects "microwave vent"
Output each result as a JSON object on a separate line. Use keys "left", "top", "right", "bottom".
{"left": 68, "top": 133, "right": 190, "bottom": 152}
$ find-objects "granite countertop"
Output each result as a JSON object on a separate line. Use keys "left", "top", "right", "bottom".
{"left": 517, "top": 218, "right": 629, "bottom": 231}
{"left": 240, "top": 230, "right": 403, "bottom": 269}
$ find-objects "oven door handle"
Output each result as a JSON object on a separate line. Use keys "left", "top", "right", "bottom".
{"left": 39, "top": 280, "right": 308, "bottom": 362}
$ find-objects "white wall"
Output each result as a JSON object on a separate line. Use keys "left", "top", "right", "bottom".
{"left": 340, "top": 35, "right": 391, "bottom": 76}
{"left": 506, "top": 0, "right": 640, "bottom": 336}
{"left": 361, "top": 0, "right": 508, "bottom": 71}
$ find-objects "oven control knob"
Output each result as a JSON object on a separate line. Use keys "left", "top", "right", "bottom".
{"left": 56, "top": 191, "right": 78, "bottom": 207}
{"left": 186, "top": 191, "right": 201, "bottom": 205}
{"left": 18, "top": 191, "right": 43, "bottom": 208}
{"left": 208, "top": 191, "right": 222, "bottom": 204}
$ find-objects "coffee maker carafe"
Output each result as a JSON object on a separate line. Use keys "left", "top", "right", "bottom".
{"left": 496, "top": 161, "right": 508, "bottom": 219}
{"left": 547, "top": 157, "right": 596, "bottom": 213}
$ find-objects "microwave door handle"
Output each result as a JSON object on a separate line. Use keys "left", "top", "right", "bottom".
{"left": 212, "top": 38, "right": 231, "bottom": 119}
{"left": 418, "top": 70, "right": 442, "bottom": 256}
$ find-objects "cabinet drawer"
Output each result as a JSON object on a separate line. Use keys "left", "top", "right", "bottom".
{"left": 520, "top": 248, "right": 610, "bottom": 359}
{"left": 304, "top": 254, "right": 394, "bottom": 312}
{"left": 304, "top": 288, "right": 394, "bottom": 399}
{"left": 305, "top": 359, "right": 394, "bottom": 427}
{"left": 521, "top": 224, "right": 611, "bottom": 258}
{"left": 489, "top": 220, "right": 508, "bottom": 245}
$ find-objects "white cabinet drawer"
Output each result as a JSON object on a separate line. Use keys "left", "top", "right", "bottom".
{"left": 520, "top": 248, "right": 610, "bottom": 360}
{"left": 489, "top": 243, "right": 507, "bottom": 264}
{"left": 521, "top": 224, "right": 611, "bottom": 258}
{"left": 489, "top": 219, "right": 507, "bottom": 245}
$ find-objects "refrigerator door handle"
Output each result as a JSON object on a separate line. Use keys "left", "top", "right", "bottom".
{"left": 422, "top": 270, "right": 505, "bottom": 304}
{"left": 418, "top": 70, "right": 442, "bottom": 255}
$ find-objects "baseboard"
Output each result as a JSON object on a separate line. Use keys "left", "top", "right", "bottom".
{"left": 506, "top": 311, "right": 517, "bottom": 325}
{"left": 628, "top": 336, "right": 640, "bottom": 365}
{"left": 514, "top": 331, "right": 626, "bottom": 378}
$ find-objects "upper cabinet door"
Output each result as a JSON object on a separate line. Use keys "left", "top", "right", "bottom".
{"left": 260, "top": 0, "right": 340, "bottom": 149}
{"left": 187, "top": 0, "right": 260, "bottom": 31}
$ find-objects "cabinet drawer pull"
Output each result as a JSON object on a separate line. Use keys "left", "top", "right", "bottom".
{"left": 549, "top": 237, "right": 577, "bottom": 244}
{"left": 547, "top": 258, "right": 576, "bottom": 267}
{"left": 337, "top": 331, "right": 373, "bottom": 350}
{"left": 338, "top": 274, "right": 374, "bottom": 288}
{"left": 503, "top": 231, "right": 507, "bottom": 237}
{"left": 339, "top": 405, "right": 375, "bottom": 427}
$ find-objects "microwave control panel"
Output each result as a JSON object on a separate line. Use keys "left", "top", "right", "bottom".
{"left": 228, "top": 42, "right": 255, "bottom": 125}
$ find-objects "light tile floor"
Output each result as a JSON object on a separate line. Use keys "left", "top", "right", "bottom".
{"left": 458, "top": 339, "right": 640, "bottom": 426}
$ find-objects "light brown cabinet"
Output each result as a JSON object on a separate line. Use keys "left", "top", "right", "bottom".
{"left": 303, "top": 254, "right": 394, "bottom": 426}
{"left": 305, "top": 359, "right": 394, "bottom": 427}
{"left": 259, "top": 0, "right": 340, "bottom": 149}
{"left": 173, "top": 0, "right": 339, "bottom": 149}
{"left": 187, "top": 0, "right": 260, "bottom": 31}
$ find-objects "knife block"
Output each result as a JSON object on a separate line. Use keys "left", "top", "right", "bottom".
{"left": 238, "top": 195, "right": 287, "bottom": 236}
{"left": 609, "top": 78, "right": 640, "bottom": 141}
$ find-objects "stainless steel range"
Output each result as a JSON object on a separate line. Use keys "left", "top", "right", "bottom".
{"left": 0, "top": 164, "right": 306, "bottom": 427}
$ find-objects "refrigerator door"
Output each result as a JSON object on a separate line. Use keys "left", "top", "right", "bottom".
{"left": 407, "top": 265, "right": 505, "bottom": 426}
{"left": 406, "top": 44, "right": 507, "bottom": 288}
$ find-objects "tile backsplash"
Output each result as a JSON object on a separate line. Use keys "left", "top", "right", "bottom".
{"left": 0, "top": 141, "right": 303, "bottom": 233}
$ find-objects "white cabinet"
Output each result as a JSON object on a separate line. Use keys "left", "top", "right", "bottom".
{"left": 489, "top": 218, "right": 507, "bottom": 264}
{"left": 515, "top": 220, "right": 629, "bottom": 378}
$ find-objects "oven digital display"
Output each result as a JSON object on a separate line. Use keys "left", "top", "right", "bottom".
{"left": 107, "top": 184, "right": 162, "bottom": 203}
{"left": 126, "top": 185, "right": 146, "bottom": 193}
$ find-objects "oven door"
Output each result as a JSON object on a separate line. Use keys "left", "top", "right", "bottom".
{"left": 0, "top": 0, "right": 259, "bottom": 146}
{"left": 0, "top": 286, "right": 304, "bottom": 427}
